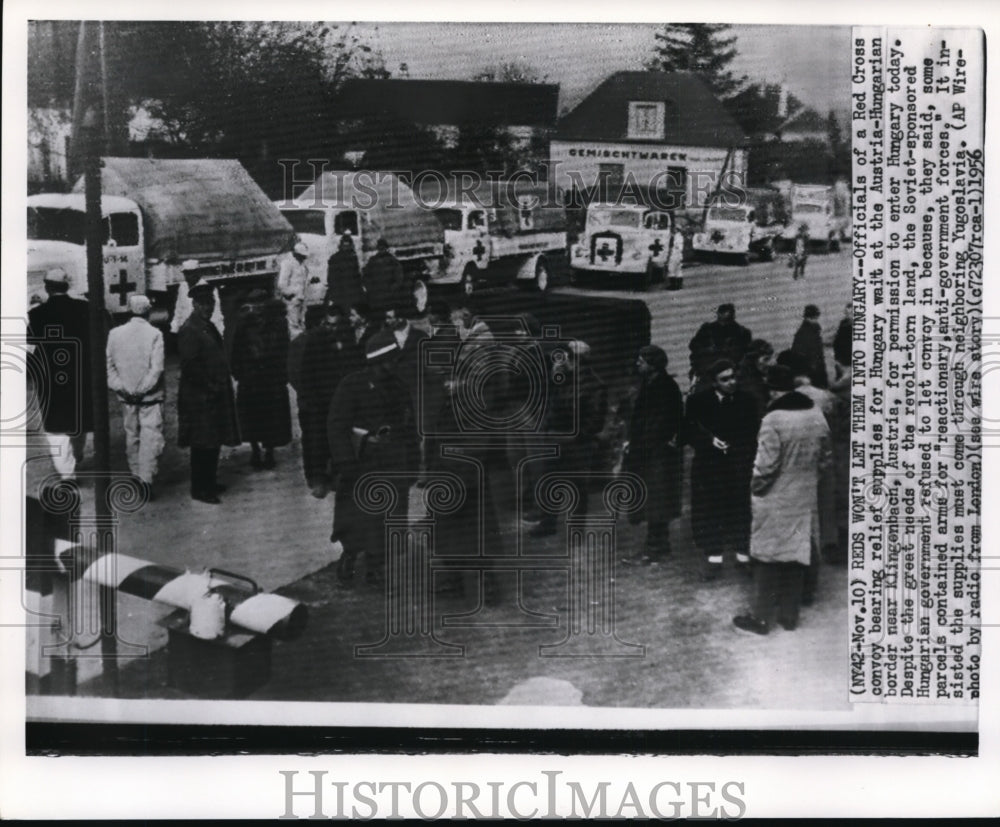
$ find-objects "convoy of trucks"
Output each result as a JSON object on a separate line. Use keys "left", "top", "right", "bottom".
{"left": 28, "top": 158, "right": 295, "bottom": 319}
{"left": 779, "top": 184, "right": 851, "bottom": 252}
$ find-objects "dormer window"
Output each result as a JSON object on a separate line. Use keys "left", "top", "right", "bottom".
{"left": 628, "top": 101, "right": 665, "bottom": 140}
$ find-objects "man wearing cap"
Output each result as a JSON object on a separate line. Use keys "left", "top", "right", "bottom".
{"left": 326, "top": 234, "right": 365, "bottom": 313}
{"left": 106, "top": 295, "right": 165, "bottom": 499}
{"left": 685, "top": 358, "right": 761, "bottom": 579}
{"left": 363, "top": 238, "right": 407, "bottom": 314}
{"left": 277, "top": 242, "right": 310, "bottom": 337}
{"left": 27, "top": 267, "right": 95, "bottom": 480}
{"left": 170, "top": 260, "right": 224, "bottom": 338}
{"left": 688, "top": 303, "right": 753, "bottom": 393}
{"left": 791, "top": 304, "right": 829, "bottom": 388}
{"left": 733, "top": 364, "right": 831, "bottom": 635}
{"left": 327, "top": 328, "right": 419, "bottom": 586}
{"left": 623, "top": 345, "right": 684, "bottom": 561}
{"left": 177, "top": 284, "right": 240, "bottom": 504}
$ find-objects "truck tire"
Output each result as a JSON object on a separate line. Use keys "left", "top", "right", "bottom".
{"left": 739, "top": 252, "right": 750, "bottom": 267}
{"left": 460, "top": 265, "right": 477, "bottom": 296}
{"left": 534, "top": 258, "right": 550, "bottom": 292}
{"left": 760, "top": 241, "right": 775, "bottom": 262}
{"left": 830, "top": 235, "right": 841, "bottom": 253}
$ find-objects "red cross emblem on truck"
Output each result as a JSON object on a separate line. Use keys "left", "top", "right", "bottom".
{"left": 109, "top": 269, "right": 137, "bottom": 307}
{"left": 596, "top": 242, "right": 614, "bottom": 262}
{"left": 472, "top": 239, "right": 487, "bottom": 261}
{"left": 648, "top": 237, "right": 665, "bottom": 257}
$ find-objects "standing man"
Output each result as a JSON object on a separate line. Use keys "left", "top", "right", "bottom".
{"left": 363, "top": 238, "right": 407, "bottom": 314}
{"left": 327, "top": 329, "right": 419, "bottom": 587}
{"left": 27, "top": 267, "right": 94, "bottom": 481}
{"left": 685, "top": 359, "right": 760, "bottom": 579}
{"left": 385, "top": 304, "right": 429, "bottom": 411}
{"left": 791, "top": 225, "right": 810, "bottom": 280}
{"left": 277, "top": 242, "right": 310, "bottom": 337}
{"left": 624, "top": 345, "right": 684, "bottom": 561}
{"left": 791, "top": 304, "right": 829, "bottom": 388}
{"left": 177, "top": 284, "right": 240, "bottom": 504}
{"left": 171, "top": 260, "right": 224, "bottom": 339}
{"left": 326, "top": 233, "right": 366, "bottom": 313}
{"left": 733, "top": 365, "right": 831, "bottom": 635}
{"left": 106, "top": 295, "right": 165, "bottom": 499}
{"left": 688, "top": 303, "right": 753, "bottom": 393}
{"left": 832, "top": 300, "right": 853, "bottom": 380}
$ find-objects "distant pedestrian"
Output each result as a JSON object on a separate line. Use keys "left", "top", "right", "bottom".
{"left": 733, "top": 365, "right": 831, "bottom": 635}
{"left": 737, "top": 339, "right": 775, "bottom": 420}
{"left": 623, "top": 345, "right": 684, "bottom": 561}
{"left": 685, "top": 359, "right": 760, "bottom": 579}
{"left": 277, "top": 242, "right": 310, "bottom": 337}
{"left": 791, "top": 304, "right": 829, "bottom": 388}
{"left": 230, "top": 291, "right": 292, "bottom": 470}
{"left": 326, "top": 233, "right": 365, "bottom": 312}
{"left": 327, "top": 329, "right": 419, "bottom": 587}
{"left": 363, "top": 238, "right": 407, "bottom": 314}
{"left": 298, "top": 303, "right": 354, "bottom": 498}
{"left": 27, "top": 267, "right": 95, "bottom": 482}
{"left": 791, "top": 225, "right": 809, "bottom": 280}
{"left": 171, "top": 260, "right": 224, "bottom": 338}
{"left": 688, "top": 303, "right": 753, "bottom": 392}
{"left": 177, "top": 284, "right": 240, "bottom": 504}
{"left": 106, "top": 295, "right": 165, "bottom": 499}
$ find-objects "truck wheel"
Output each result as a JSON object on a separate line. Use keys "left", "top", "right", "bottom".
{"left": 534, "top": 259, "right": 550, "bottom": 292}
{"left": 830, "top": 235, "right": 841, "bottom": 253}
{"left": 761, "top": 243, "right": 775, "bottom": 262}
{"left": 460, "top": 266, "right": 476, "bottom": 296}
{"left": 739, "top": 253, "right": 750, "bottom": 267}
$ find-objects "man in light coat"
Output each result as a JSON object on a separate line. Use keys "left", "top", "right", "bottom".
{"left": 733, "top": 364, "right": 831, "bottom": 635}
{"left": 106, "top": 295, "right": 165, "bottom": 499}
{"left": 277, "top": 242, "right": 310, "bottom": 337}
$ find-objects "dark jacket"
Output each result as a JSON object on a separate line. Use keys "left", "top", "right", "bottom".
{"left": 546, "top": 364, "right": 608, "bottom": 444}
{"left": 737, "top": 354, "right": 770, "bottom": 420}
{"left": 688, "top": 319, "right": 753, "bottom": 380}
{"left": 326, "top": 248, "right": 365, "bottom": 311}
{"left": 299, "top": 321, "right": 354, "bottom": 414}
{"left": 394, "top": 325, "right": 430, "bottom": 411}
{"left": 833, "top": 317, "right": 852, "bottom": 367}
{"left": 177, "top": 311, "right": 240, "bottom": 449}
{"left": 230, "top": 299, "right": 291, "bottom": 446}
{"left": 792, "top": 320, "right": 829, "bottom": 388}
{"left": 625, "top": 370, "right": 684, "bottom": 518}
{"left": 363, "top": 251, "right": 407, "bottom": 313}
{"left": 27, "top": 294, "right": 95, "bottom": 433}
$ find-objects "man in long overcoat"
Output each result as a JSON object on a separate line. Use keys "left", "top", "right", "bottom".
{"left": 734, "top": 365, "right": 831, "bottom": 635}
{"left": 624, "top": 345, "right": 684, "bottom": 560}
{"left": 685, "top": 358, "right": 760, "bottom": 579}
{"left": 363, "top": 238, "right": 407, "bottom": 314}
{"left": 326, "top": 234, "right": 366, "bottom": 312}
{"left": 791, "top": 304, "right": 829, "bottom": 388}
{"left": 327, "top": 329, "right": 419, "bottom": 586}
{"left": 177, "top": 285, "right": 240, "bottom": 503}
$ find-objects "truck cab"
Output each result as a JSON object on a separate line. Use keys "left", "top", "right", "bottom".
{"left": 780, "top": 185, "right": 848, "bottom": 252}
{"left": 571, "top": 202, "right": 676, "bottom": 288}
{"left": 433, "top": 202, "right": 494, "bottom": 291}
{"left": 27, "top": 194, "right": 146, "bottom": 312}
{"left": 692, "top": 203, "right": 781, "bottom": 265}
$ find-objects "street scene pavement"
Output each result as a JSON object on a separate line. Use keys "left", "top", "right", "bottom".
{"left": 26, "top": 249, "right": 852, "bottom": 709}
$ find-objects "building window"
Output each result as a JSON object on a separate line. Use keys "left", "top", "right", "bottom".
{"left": 628, "top": 101, "right": 665, "bottom": 140}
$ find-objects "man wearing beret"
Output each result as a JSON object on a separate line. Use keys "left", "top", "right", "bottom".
{"left": 327, "top": 328, "right": 419, "bottom": 587}
{"left": 106, "top": 294, "right": 165, "bottom": 499}
{"left": 733, "top": 364, "right": 831, "bottom": 635}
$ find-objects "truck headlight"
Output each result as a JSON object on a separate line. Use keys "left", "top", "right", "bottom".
{"left": 573, "top": 246, "right": 584, "bottom": 258}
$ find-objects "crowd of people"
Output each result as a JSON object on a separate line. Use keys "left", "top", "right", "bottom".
{"left": 28, "top": 242, "right": 853, "bottom": 635}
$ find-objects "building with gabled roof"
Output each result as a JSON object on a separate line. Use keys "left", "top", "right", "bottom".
{"left": 550, "top": 71, "right": 748, "bottom": 209}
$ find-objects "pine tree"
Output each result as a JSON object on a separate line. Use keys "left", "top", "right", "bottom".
{"left": 649, "top": 23, "right": 746, "bottom": 98}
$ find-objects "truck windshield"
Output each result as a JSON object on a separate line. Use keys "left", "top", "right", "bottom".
{"left": 793, "top": 204, "right": 826, "bottom": 214}
{"left": 434, "top": 209, "right": 464, "bottom": 232}
{"left": 281, "top": 209, "right": 327, "bottom": 236}
{"left": 28, "top": 207, "right": 86, "bottom": 245}
{"left": 590, "top": 210, "right": 641, "bottom": 229}
{"left": 707, "top": 207, "right": 748, "bottom": 222}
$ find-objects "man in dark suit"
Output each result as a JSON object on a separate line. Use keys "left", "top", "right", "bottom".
{"left": 27, "top": 268, "right": 95, "bottom": 480}
{"left": 363, "top": 238, "right": 407, "bottom": 314}
{"left": 177, "top": 284, "right": 240, "bottom": 504}
{"left": 685, "top": 358, "right": 761, "bottom": 579}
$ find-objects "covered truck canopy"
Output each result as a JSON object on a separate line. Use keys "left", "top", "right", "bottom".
{"left": 415, "top": 178, "right": 567, "bottom": 236}
{"left": 72, "top": 158, "right": 295, "bottom": 262}
{"left": 290, "top": 171, "right": 444, "bottom": 254}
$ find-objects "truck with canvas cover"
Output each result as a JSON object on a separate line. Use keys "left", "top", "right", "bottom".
{"left": 276, "top": 171, "right": 444, "bottom": 311}
{"left": 416, "top": 178, "right": 567, "bottom": 295}
{"left": 569, "top": 195, "right": 678, "bottom": 290}
{"left": 779, "top": 184, "right": 850, "bottom": 252}
{"left": 27, "top": 158, "right": 295, "bottom": 317}
{"left": 691, "top": 187, "right": 787, "bottom": 265}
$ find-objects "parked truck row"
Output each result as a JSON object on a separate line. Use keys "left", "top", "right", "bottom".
{"left": 27, "top": 158, "right": 851, "bottom": 314}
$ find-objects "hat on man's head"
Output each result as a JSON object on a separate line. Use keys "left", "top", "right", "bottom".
{"left": 775, "top": 349, "right": 809, "bottom": 377}
{"left": 804, "top": 304, "right": 821, "bottom": 319}
{"left": 765, "top": 364, "right": 797, "bottom": 392}
{"left": 188, "top": 281, "right": 215, "bottom": 302}
{"left": 293, "top": 242, "right": 309, "bottom": 257}
{"left": 180, "top": 259, "right": 200, "bottom": 272}
{"left": 44, "top": 267, "right": 70, "bottom": 284}
{"left": 376, "top": 238, "right": 390, "bottom": 251}
{"left": 638, "top": 344, "right": 668, "bottom": 371}
{"left": 717, "top": 303, "right": 736, "bottom": 316}
{"left": 365, "top": 328, "right": 399, "bottom": 363}
{"left": 128, "top": 294, "right": 151, "bottom": 315}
